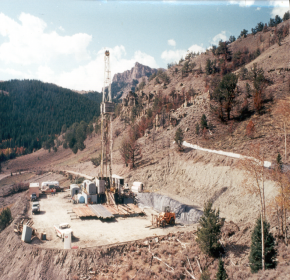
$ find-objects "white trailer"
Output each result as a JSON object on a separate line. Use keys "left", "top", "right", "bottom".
{"left": 131, "top": 182, "right": 144, "bottom": 193}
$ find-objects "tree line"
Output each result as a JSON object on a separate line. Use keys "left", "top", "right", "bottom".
{"left": 0, "top": 79, "right": 101, "bottom": 159}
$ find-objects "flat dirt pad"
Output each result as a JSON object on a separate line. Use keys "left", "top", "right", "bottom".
{"left": 30, "top": 191, "right": 195, "bottom": 249}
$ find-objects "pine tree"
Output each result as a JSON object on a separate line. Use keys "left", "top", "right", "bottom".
{"left": 200, "top": 114, "right": 208, "bottom": 130}
{"left": 197, "top": 201, "right": 224, "bottom": 257}
{"left": 216, "top": 259, "right": 228, "bottom": 280}
{"left": 276, "top": 153, "right": 283, "bottom": 171}
{"left": 174, "top": 127, "right": 184, "bottom": 151}
{"left": 249, "top": 217, "right": 277, "bottom": 273}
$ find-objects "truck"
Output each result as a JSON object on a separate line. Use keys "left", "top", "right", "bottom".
{"left": 30, "top": 193, "right": 37, "bottom": 201}
{"left": 54, "top": 223, "right": 73, "bottom": 241}
{"left": 31, "top": 202, "right": 40, "bottom": 214}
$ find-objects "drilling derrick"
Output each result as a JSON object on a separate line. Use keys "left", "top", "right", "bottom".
{"left": 100, "top": 50, "right": 114, "bottom": 190}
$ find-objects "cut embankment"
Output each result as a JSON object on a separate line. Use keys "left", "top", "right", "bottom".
{"left": 137, "top": 192, "right": 202, "bottom": 224}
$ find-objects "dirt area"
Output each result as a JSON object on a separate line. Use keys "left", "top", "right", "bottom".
{"left": 29, "top": 190, "right": 195, "bottom": 249}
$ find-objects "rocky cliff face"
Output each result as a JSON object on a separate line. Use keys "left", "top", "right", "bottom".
{"left": 111, "top": 62, "right": 160, "bottom": 99}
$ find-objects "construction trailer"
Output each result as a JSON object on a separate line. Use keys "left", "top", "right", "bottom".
{"left": 131, "top": 182, "right": 144, "bottom": 193}
{"left": 29, "top": 183, "right": 40, "bottom": 198}
{"left": 82, "top": 180, "right": 97, "bottom": 195}
{"left": 41, "top": 181, "right": 59, "bottom": 192}
{"left": 70, "top": 185, "right": 81, "bottom": 197}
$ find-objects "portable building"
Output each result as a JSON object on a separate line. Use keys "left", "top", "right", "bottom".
{"left": 131, "top": 182, "right": 143, "bottom": 193}
{"left": 96, "top": 179, "right": 105, "bottom": 194}
{"left": 70, "top": 184, "right": 79, "bottom": 190}
{"left": 41, "top": 181, "right": 59, "bottom": 191}
{"left": 71, "top": 185, "right": 80, "bottom": 197}
{"left": 29, "top": 183, "right": 40, "bottom": 198}
{"left": 82, "top": 180, "right": 97, "bottom": 195}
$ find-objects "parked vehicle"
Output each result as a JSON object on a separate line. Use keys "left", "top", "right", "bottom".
{"left": 30, "top": 193, "right": 37, "bottom": 201}
{"left": 32, "top": 202, "right": 40, "bottom": 214}
{"left": 54, "top": 223, "right": 73, "bottom": 241}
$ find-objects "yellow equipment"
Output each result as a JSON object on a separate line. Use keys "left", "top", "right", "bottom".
{"left": 152, "top": 206, "right": 175, "bottom": 227}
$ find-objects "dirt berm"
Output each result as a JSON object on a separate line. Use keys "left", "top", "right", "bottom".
{"left": 137, "top": 192, "right": 202, "bottom": 224}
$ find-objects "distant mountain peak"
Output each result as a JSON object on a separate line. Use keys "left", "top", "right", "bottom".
{"left": 111, "top": 62, "right": 163, "bottom": 99}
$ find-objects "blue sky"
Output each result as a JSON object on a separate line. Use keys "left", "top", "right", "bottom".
{"left": 0, "top": 0, "right": 288, "bottom": 91}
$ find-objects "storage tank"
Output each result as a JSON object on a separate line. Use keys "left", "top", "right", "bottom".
{"left": 21, "top": 225, "right": 32, "bottom": 243}
{"left": 96, "top": 179, "right": 105, "bottom": 194}
{"left": 64, "top": 230, "right": 71, "bottom": 249}
{"left": 131, "top": 182, "right": 143, "bottom": 193}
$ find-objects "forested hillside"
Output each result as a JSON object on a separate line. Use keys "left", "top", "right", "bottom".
{"left": 0, "top": 80, "right": 101, "bottom": 155}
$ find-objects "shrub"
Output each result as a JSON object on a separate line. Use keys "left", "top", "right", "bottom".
{"left": 114, "top": 128, "right": 121, "bottom": 138}
{"left": 249, "top": 217, "right": 277, "bottom": 273}
{"left": 200, "top": 269, "right": 211, "bottom": 280}
{"left": 195, "top": 123, "right": 200, "bottom": 135}
{"left": 246, "top": 120, "right": 255, "bottom": 138}
{"left": 91, "top": 155, "right": 101, "bottom": 167}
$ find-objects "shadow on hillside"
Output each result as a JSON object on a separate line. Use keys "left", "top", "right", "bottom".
{"left": 210, "top": 187, "right": 228, "bottom": 203}
{"left": 183, "top": 147, "right": 194, "bottom": 153}
{"left": 225, "top": 243, "right": 249, "bottom": 258}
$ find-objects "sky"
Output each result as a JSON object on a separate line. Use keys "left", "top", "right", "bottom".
{"left": 0, "top": 0, "right": 288, "bottom": 92}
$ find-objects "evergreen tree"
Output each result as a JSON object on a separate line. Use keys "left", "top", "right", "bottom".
{"left": 174, "top": 127, "right": 184, "bottom": 151}
{"left": 276, "top": 153, "right": 283, "bottom": 171}
{"left": 216, "top": 259, "right": 228, "bottom": 280}
{"left": 200, "top": 114, "right": 208, "bottom": 130}
{"left": 205, "top": 59, "right": 213, "bottom": 75}
{"left": 0, "top": 208, "right": 12, "bottom": 229}
{"left": 197, "top": 201, "right": 224, "bottom": 257}
{"left": 229, "top": 35, "right": 236, "bottom": 43}
{"left": 249, "top": 217, "right": 277, "bottom": 273}
{"left": 283, "top": 11, "right": 290, "bottom": 21}
{"left": 240, "top": 29, "right": 248, "bottom": 38}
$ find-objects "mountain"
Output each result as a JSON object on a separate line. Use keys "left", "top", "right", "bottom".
{"left": 0, "top": 80, "right": 101, "bottom": 154}
{"left": 111, "top": 62, "right": 163, "bottom": 99}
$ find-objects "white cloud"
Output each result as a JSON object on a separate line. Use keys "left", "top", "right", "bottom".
{"left": 256, "top": 7, "right": 261, "bottom": 11}
{"left": 59, "top": 26, "right": 65, "bottom": 32}
{"left": 37, "top": 46, "right": 159, "bottom": 91}
{"left": 0, "top": 13, "right": 158, "bottom": 91}
{"left": 188, "top": 44, "right": 205, "bottom": 53}
{"left": 269, "top": 1, "right": 289, "bottom": 18}
{"left": 211, "top": 31, "right": 228, "bottom": 45}
{"left": 0, "top": 12, "right": 92, "bottom": 65}
{"left": 229, "top": 1, "right": 255, "bottom": 7}
{"left": 161, "top": 43, "right": 205, "bottom": 63}
{"left": 168, "top": 39, "right": 176, "bottom": 47}
{"left": 0, "top": 67, "right": 29, "bottom": 78}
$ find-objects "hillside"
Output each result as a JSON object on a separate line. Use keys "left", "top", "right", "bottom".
{"left": 0, "top": 18, "right": 290, "bottom": 280}
{"left": 0, "top": 80, "right": 101, "bottom": 154}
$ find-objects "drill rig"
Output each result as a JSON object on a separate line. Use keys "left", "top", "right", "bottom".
{"left": 100, "top": 50, "right": 115, "bottom": 201}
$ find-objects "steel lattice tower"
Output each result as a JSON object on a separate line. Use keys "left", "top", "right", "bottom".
{"left": 100, "top": 50, "right": 114, "bottom": 186}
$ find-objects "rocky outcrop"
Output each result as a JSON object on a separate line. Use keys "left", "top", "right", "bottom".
{"left": 111, "top": 62, "right": 161, "bottom": 99}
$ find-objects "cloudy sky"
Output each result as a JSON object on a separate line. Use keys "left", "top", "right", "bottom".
{"left": 0, "top": 0, "right": 288, "bottom": 91}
